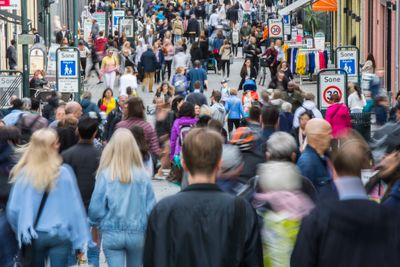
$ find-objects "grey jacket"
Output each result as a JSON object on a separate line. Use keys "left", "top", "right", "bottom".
{"left": 211, "top": 102, "right": 226, "bottom": 125}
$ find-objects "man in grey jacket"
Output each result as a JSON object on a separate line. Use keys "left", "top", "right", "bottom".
{"left": 210, "top": 90, "right": 226, "bottom": 125}
{"left": 6, "top": 40, "right": 17, "bottom": 71}
{"left": 91, "top": 19, "right": 100, "bottom": 39}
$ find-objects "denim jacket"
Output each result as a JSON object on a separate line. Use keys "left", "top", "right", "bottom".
{"left": 88, "top": 167, "right": 156, "bottom": 232}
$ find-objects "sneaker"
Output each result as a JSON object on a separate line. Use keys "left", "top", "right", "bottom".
{"left": 97, "top": 80, "right": 103, "bottom": 84}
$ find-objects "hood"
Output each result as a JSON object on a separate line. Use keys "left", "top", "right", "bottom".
{"left": 302, "top": 100, "right": 317, "bottom": 110}
{"left": 254, "top": 191, "right": 314, "bottom": 220}
{"left": 80, "top": 99, "right": 92, "bottom": 109}
{"left": 176, "top": 117, "right": 198, "bottom": 125}
{"left": 213, "top": 103, "right": 225, "bottom": 113}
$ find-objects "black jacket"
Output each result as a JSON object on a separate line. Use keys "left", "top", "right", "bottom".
{"left": 291, "top": 199, "right": 400, "bottom": 267}
{"left": 187, "top": 18, "right": 200, "bottom": 36}
{"left": 140, "top": 49, "right": 158, "bottom": 72}
{"left": 243, "top": 43, "right": 261, "bottom": 63}
{"left": 190, "top": 47, "right": 203, "bottom": 63}
{"left": 62, "top": 143, "right": 101, "bottom": 211}
{"left": 143, "top": 183, "right": 263, "bottom": 267}
{"left": 103, "top": 107, "right": 122, "bottom": 141}
{"left": 199, "top": 40, "right": 209, "bottom": 59}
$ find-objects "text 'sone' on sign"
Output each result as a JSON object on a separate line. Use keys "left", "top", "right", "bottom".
{"left": 337, "top": 49, "right": 359, "bottom": 83}
{"left": 319, "top": 73, "right": 346, "bottom": 109}
{"left": 268, "top": 19, "right": 283, "bottom": 39}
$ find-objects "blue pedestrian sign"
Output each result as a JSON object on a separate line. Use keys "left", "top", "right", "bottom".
{"left": 339, "top": 59, "right": 356, "bottom": 75}
{"left": 60, "top": 61, "right": 77, "bottom": 77}
{"left": 56, "top": 49, "right": 80, "bottom": 93}
{"left": 336, "top": 49, "right": 359, "bottom": 83}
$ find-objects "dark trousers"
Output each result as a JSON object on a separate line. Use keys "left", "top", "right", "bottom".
{"left": 163, "top": 60, "right": 172, "bottom": 81}
{"left": 221, "top": 60, "right": 230, "bottom": 77}
{"left": 228, "top": 118, "right": 241, "bottom": 133}
{"left": 232, "top": 44, "right": 239, "bottom": 57}
{"left": 0, "top": 211, "right": 18, "bottom": 267}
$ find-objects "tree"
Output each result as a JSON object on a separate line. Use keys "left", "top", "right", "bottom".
{"left": 304, "top": 6, "right": 320, "bottom": 36}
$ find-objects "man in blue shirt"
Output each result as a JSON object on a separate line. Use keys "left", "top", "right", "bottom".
{"left": 297, "top": 118, "right": 333, "bottom": 194}
{"left": 187, "top": 60, "right": 208, "bottom": 93}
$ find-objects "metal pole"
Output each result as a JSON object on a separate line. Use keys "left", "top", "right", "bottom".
{"left": 337, "top": 0, "right": 341, "bottom": 46}
{"left": 73, "top": 0, "right": 79, "bottom": 46}
{"left": 396, "top": 0, "right": 399, "bottom": 97}
{"left": 387, "top": 1, "right": 392, "bottom": 93}
{"left": 47, "top": 7, "right": 51, "bottom": 48}
{"left": 21, "top": 0, "right": 29, "bottom": 97}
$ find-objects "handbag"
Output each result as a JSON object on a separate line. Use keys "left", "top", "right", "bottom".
{"left": 14, "top": 191, "right": 49, "bottom": 267}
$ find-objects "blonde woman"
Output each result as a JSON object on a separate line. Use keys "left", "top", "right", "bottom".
{"left": 89, "top": 128, "right": 156, "bottom": 267}
{"left": 101, "top": 49, "right": 119, "bottom": 90}
{"left": 7, "top": 129, "right": 90, "bottom": 266}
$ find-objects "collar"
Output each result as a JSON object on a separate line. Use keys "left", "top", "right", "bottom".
{"left": 334, "top": 177, "right": 368, "bottom": 200}
{"left": 182, "top": 183, "right": 221, "bottom": 192}
{"left": 304, "top": 145, "right": 327, "bottom": 160}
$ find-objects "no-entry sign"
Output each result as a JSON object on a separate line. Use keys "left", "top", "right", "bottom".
{"left": 317, "top": 70, "right": 348, "bottom": 109}
{"left": 268, "top": 19, "right": 283, "bottom": 39}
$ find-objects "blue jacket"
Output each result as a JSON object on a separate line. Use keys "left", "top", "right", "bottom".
{"left": 297, "top": 145, "right": 333, "bottom": 192}
{"left": 7, "top": 165, "right": 90, "bottom": 249}
{"left": 187, "top": 68, "right": 207, "bottom": 92}
{"left": 225, "top": 96, "right": 245, "bottom": 119}
{"left": 383, "top": 179, "right": 400, "bottom": 208}
{"left": 140, "top": 49, "right": 158, "bottom": 72}
{"left": 212, "top": 37, "right": 224, "bottom": 51}
{"left": 88, "top": 167, "right": 156, "bottom": 232}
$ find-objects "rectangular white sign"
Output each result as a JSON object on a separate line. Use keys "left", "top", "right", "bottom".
{"left": 268, "top": 19, "right": 283, "bottom": 39}
{"left": 0, "top": 76, "right": 22, "bottom": 101}
{"left": 319, "top": 73, "right": 346, "bottom": 109}
{"left": 57, "top": 50, "right": 79, "bottom": 93}
{"left": 337, "top": 50, "right": 359, "bottom": 83}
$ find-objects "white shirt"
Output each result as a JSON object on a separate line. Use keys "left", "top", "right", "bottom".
{"left": 119, "top": 74, "right": 138, "bottom": 95}
{"left": 209, "top": 13, "right": 219, "bottom": 27}
{"left": 348, "top": 91, "right": 366, "bottom": 112}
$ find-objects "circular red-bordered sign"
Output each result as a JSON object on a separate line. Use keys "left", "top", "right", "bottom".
{"left": 323, "top": 85, "right": 343, "bottom": 104}
{"left": 270, "top": 25, "right": 281, "bottom": 36}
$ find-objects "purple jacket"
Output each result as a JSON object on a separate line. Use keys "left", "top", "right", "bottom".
{"left": 170, "top": 117, "right": 198, "bottom": 160}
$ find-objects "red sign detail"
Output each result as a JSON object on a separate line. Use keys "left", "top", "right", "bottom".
{"left": 0, "top": 0, "right": 10, "bottom": 6}
{"left": 270, "top": 25, "right": 281, "bottom": 36}
{"left": 323, "top": 85, "right": 343, "bottom": 104}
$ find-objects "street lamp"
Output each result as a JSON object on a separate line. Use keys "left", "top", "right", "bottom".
{"left": 105, "top": 0, "right": 111, "bottom": 36}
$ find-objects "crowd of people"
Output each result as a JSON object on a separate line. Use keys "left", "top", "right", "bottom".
{"left": 1, "top": 0, "right": 400, "bottom": 267}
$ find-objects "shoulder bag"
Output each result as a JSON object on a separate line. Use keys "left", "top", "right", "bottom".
{"left": 14, "top": 190, "right": 49, "bottom": 267}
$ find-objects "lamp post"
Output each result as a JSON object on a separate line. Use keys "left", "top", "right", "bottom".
{"left": 105, "top": 0, "right": 110, "bottom": 37}
{"left": 21, "top": 0, "right": 29, "bottom": 97}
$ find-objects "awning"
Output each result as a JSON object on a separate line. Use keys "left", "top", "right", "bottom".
{"left": 278, "top": 0, "right": 313, "bottom": 16}
{"left": 0, "top": 10, "right": 31, "bottom": 25}
{"left": 312, "top": 0, "right": 337, "bottom": 11}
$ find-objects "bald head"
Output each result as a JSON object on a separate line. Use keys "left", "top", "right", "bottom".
{"left": 65, "top": 101, "right": 82, "bottom": 120}
{"left": 305, "top": 118, "right": 332, "bottom": 156}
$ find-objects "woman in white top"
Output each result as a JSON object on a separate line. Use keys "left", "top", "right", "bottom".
{"left": 119, "top": 66, "right": 138, "bottom": 96}
{"left": 348, "top": 83, "right": 366, "bottom": 113}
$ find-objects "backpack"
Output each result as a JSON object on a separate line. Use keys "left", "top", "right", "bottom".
{"left": 15, "top": 114, "right": 41, "bottom": 144}
{"left": 173, "top": 74, "right": 187, "bottom": 93}
{"left": 178, "top": 123, "right": 194, "bottom": 147}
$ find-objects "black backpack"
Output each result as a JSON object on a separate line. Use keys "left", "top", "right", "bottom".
{"left": 15, "top": 114, "right": 41, "bottom": 144}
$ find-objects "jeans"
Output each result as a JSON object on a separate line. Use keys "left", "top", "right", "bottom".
{"left": 68, "top": 244, "right": 100, "bottom": 267}
{"left": 0, "top": 211, "right": 18, "bottom": 267}
{"left": 163, "top": 60, "right": 172, "bottom": 81}
{"left": 232, "top": 43, "right": 239, "bottom": 57}
{"left": 102, "top": 231, "right": 145, "bottom": 267}
{"left": 32, "top": 231, "right": 72, "bottom": 267}
{"left": 104, "top": 71, "right": 116, "bottom": 90}
{"left": 221, "top": 60, "right": 230, "bottom": 77}
{"left": 174, "top": 34, "right": 182, "bottom": 44}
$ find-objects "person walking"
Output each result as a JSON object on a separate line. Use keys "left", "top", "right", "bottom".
{"left": 101, "top": 49, "right": 119, "bottom": 90}
{"left": 144, "top": 128, "right": 263, "bottom": 267}
{"left": 171, "top": 67, "right": 188, "bottom": 96}
{"left": 89, "top": 128, "right": 156, "bottom": 267}
{"left": 219, "top": 39, "right": 232, "bottom": 78}
{"left": 116, "top": 97, "right": 161, "bottom": 157}
{"left": 140, "top": 46, "right": 158, "bottom": 93}
{"left": 186, "top": 60, "right": 208, "bottom": 92}
{"left": 7, "top": 129, "right": 90, "bottom": 266}
{"left": 6, "top": 40, "right": 17, "bottom": 71}
{"left": 119, "top": 66, "right": 138, "bottom": 96}
{"left": 225, "top": 88, "right": 245, "bottom": 134}
{"left": 239, "top": 59, "right": 257, "bottom": 90}
{"left": 98, "top": 88, "right": 117, "bottom": 115}
{"left": 325, "top": 94, "right": 352, "bottom": 139}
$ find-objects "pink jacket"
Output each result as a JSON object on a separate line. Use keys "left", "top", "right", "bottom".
{"left": 325, "top": 103, "right": 352, "bottom": 138}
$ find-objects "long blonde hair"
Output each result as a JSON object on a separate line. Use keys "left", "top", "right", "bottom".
{"left": 10, "top": 129, "right": 62, "bottom": 190}
{"left": 97, "top": 128, "right": 143, "bottom": 183}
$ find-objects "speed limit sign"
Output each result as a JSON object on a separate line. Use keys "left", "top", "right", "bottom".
{"left": 268, "top": 19, "right": 283, "bottom": 39}
{"left": 317, "top": 70, "right": 348, "bottom": 109}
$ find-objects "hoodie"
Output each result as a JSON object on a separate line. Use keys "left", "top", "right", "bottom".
{"left": 210, "top": 102, "right": 226, "bottom": 124}
{"left": 292, "top": 100, "right": 323, "bottom": 128}
{"left": 80, "top": 99, "right": 101, "bottom": 121}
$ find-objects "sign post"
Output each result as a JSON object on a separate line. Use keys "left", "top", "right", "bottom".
{"left": 56, "top": 48, "right": 80, "bottom": 98}
{"left": 268, "top": 18, "right": 283, "bottom": 40}
{"left": 335, "top": 46, "right": 360, "bottom": 84}
{"left": 112, "top": 9, "right": 125, "bottom": 33}
{"left": 283, "top": 15, "right": 291, "bottom": 37}
{"left": 317, "top": 68, "right": 348, "bottom": 110}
